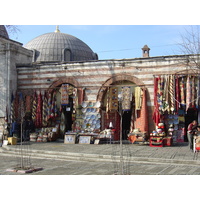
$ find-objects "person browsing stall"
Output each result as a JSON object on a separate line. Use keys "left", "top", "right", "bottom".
{"left": 187, "top": 120, "right": 197, "bottom": 150}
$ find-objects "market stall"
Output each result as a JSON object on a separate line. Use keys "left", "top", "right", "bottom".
{"left": 153, "top": 74, "right": 200, "bottom": 144}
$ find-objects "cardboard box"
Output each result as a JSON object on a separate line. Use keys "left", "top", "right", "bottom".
{"left": 8, "top": 137, "right": 17, "bottom": 145}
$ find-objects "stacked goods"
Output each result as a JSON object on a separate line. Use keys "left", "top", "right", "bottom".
{"left": 150, "top": 123, "right": 166, "bottom": 147}
{"left": 150, "top": 123, "right": 166, "bottom": 137}
{"left": 30, "top": 133, "right": 38, "bottom": 142}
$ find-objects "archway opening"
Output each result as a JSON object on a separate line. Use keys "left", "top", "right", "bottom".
{"left": 52, "top": 83, "right": 76, "bottom": 136}
{"left": 101, "top": 80, "right": 139, "bottom": 141}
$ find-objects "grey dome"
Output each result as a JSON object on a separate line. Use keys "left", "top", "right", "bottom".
{"left": 0, "top": 25, "right": 9, "bottom": 39}
{"left": 24, "top": 31, "right": 98, "bottom": 62}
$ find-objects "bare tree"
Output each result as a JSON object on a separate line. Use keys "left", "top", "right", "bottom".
{"left": 178, "top": 25, "right": 200, "bottom": 72}
{"left": 5, "top": 25, "right": 20, "bottom": 39}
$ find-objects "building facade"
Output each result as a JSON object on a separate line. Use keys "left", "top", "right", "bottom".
{"left": 0, "top": 25, "right": 198, "bottom": 140}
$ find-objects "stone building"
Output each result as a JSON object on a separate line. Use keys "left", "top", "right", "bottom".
{"left": 0, "top": 25, "right": 198, "bottom": 140}
{"left": 0, "top": 25, "right": 32, "bottom": 120}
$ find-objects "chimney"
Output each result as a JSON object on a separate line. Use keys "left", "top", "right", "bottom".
{"left": 142, "top": 45, "right": 150, "bottom": 58}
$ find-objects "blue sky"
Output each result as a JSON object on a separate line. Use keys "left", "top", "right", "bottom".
{"left": 8, "top": 25, "right": 192, "bottom": 60}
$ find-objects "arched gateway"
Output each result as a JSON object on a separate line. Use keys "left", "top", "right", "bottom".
{"left": 97, "top": 74, "right": 147, "bottom": 141}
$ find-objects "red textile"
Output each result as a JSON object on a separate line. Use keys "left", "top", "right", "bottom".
{"left": 135, "top": 88, "right": 148, "bottom": 132}
{"left": 153, "top": 77, "right": 160, "bottom": 126}
{"left": 35, "top": 92, "right": 43, "bottom": 128}
{"left": 175, "top": 76, "right": 180, "bottom": 112}
{"left": 25, "top": 95, "right": 31, "bottom": 112}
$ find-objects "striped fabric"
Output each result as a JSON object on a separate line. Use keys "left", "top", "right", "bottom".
{"left": 32, "top": 91, "right": 37, "bottom": 122}
{"left": 42, "top": 91, "right": 48, "bottom": 127}
{"left": 186, "top": 76, "right": 191, "bottom": 112}
{"left": 10, "top": 93, "right": 15, "bottom": 123}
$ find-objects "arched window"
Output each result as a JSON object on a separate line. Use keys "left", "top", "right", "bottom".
{"left": 62, "top": 48, "right": 71, "bottom": 61}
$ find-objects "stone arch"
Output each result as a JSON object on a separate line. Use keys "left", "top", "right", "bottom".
{"left": 48, "top": 77, "right": 80, "bottom": 91}
{"left": 97, "top": 74, "right": 145, "bottom": 101}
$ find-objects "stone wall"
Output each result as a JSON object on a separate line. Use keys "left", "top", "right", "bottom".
{"left": 0, "top": 37, "right": 32, "bottom": 118}
{"left": 17, "top": 55, "right": 190, "bottom": 132}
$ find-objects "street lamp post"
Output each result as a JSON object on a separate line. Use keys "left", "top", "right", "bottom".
{"left": 118, "top": 93, "right": 123, "bottom": 175}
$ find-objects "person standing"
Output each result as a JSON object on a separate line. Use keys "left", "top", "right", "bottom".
{"left": 187, "top": 120, "right": 197, "bottom": 150}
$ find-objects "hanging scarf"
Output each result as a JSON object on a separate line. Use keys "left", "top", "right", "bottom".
{"left": 153, "top": 77, "right": 160, "bottom": 126}
{"left": 186, "top": 76, "right": 191, "bottom": 112}
{"left": 135, "top": 88, "right": 148, "bottom": 132}
{"left": 169, "top": 75, "right": 175, "bottom": 112}
{"left": 42, "top": 91, "right": 48, "bottom": 127}
{"left": 25, "top": 95, "right": 31, "bottom": 113}
{"left": 47, "top": 91, "right": 52, "bottom": 120}
{"left": 106, "top": 87, "right": 110, "bottom": 115}
{"left": 180, "top": 76, "right": 185, "bottom": 105}
{"left": 191, "top": 76, "right": 195, "bottom": 108}
{"left": 18, "top": 92, "right": 25, "bottom": 121}
{"left": 175, "top": 76, "right": 180, "bottom": 112}
{"left": 10, "top": 93, "right": 15, "bottom": 123}
{"left": 135, "top": 87, "right": 142, "bottom": 110}
{"left": 35, "top": 92, "right": 42, "bottom": 128}
{"left": 50, "top": 90, "right": 57, "bottom": 119}
{"left": 14, "top": 92, "right": 19, "bottom": 121}
{"left": 163, "top": 75, "right": 169, "bottom": 112}
{"left": 32, "top": 91, "right": 37, "bottom": 122}
{"left": 129, "top": 96, "right": 135, "bottom": 132}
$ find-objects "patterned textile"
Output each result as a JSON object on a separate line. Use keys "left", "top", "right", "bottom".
{"left": 158, "top": 76, "right": 164, "bottom": 111}
{"left": 153, "top": 77, "right": 160, "bottom": 126}
{"left": 25, "top": 95, "right": 31, "bottom": 112}
{"left": 169, "top": 75, "right": 175, "bottom": 112}
{"left": 72, "top": 88, "right": 77, "bottom": 121}
{"left": 180, "top": 76, "right": 185, "bottom": 105}
{"left": 10, "top": 93, "right": 15, "bottom": 123}
{"left": 129, "top": 95, "right": 135, "bottom": 132}
{"left": 122, "top": 86, "right": 131, "bottom": 111}
{"left": 163, "top": 75, "right": 169, "bottom": 112}
{"left": 186, "top": 76, "right": 191, "bottom": 112}
{"left": 50, "top": 90, "right": 57, "bottom": 119}
{"left": 191, "top": 76, "right": 195, "bottom": 107}
{"left": 135, "top": 88, "right": 148, "bottom": 132}
{"left": 60, "top": 111, "right": 66, "bottom": 135}
{"left": 35, "top": 92, "right": 42, "bottom": 128}
{"left": 18, "top": 92, "right": 25, "bottom": 121}
{"left": 14, "top": 92, "right": 19, "bottom": 121}
{"left": 42, "top": 91, "right": 48, "bottom": 127}
{"left": 106, "top": 87, "right": 110, "bottom": 115}
{"left": 32, "top": 91, "right": 37, "bottom": 122}
{"left": 175, "top": 76, "right": 180, "bottom": 112}
{"left": 108, "top": 87, "right": 118, "bottom": 111}
{"left": 135, "top": 87, "right": 142, "bottom": 110}
{"left": 47, "top": 91, "right": 52, "bottom": 120}
{"left": 61, "top": 84, "right": 69, "bottom": 105}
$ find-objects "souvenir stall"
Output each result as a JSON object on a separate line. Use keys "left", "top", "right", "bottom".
{"left": 100, "top": 82, "right": 148, "bottom": 143}
{"left": 9, "top": 83, "right": 105, "bottom": 144}
{"left": 152, "top": 74, "right": 200, "bottom": 146}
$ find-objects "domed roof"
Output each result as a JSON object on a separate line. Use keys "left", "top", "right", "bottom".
{"left": 0, "top": 25, "right": 9, "bottom": 39}
{"left": 24, "top": 27, "right": 98, "bottom": 62}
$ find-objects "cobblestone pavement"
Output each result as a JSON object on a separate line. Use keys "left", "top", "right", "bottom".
{"left": 1, "top": 154, "right": 200, "bottom": 175}
{"left": 1, "top": 140, "right": 200, "bottom": 175}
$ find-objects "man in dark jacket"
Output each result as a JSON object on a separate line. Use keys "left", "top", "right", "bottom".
{"left": 187, "top": 120, "right": 197, "bottom": 150}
